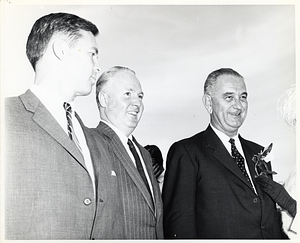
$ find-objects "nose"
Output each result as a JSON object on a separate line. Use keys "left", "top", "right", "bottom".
{"left": 233, "top": 98, "right": 243, "bottom": 110}
{"left": 94, "top": 58, "right": 101, "bottom": 73}
{"left": 131, "top": 95, "right": 143, "bottom": 108}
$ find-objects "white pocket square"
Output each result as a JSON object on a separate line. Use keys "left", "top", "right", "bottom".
{"left": 111, "top": 170, "right": 116, "bottom": 176}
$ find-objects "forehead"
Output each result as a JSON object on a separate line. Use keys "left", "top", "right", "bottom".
{"left": 74, "top": 30, "right": 98, "bottom": 47}
{"left": 109, "top": 71, "right": 142, "bottom": 90}
{"left": 214, "top": 74, "right": 246, "bottom": 94}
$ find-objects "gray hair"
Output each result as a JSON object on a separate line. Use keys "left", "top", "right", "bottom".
{"left": 95, "top": 66, "right": 136, "bottom": 110}
{"left": 204, "top": 68, "right": 243, "bottom": 95}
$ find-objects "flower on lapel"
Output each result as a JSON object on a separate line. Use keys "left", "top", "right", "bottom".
{"left": 252, "top": 143, "right": 277, "bottom": 177}
{"left": 263, "top": 150, "right": 276, "bottom": 162}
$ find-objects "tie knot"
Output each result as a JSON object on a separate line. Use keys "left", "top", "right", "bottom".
{"left": 63, "top": 102, "right": 72, "bottom": 113}
{"left": 127, "top": 139, "right": 134, "bottom": 149}
{"left": 229, "top": 138, "right": 235, "bottom": 145}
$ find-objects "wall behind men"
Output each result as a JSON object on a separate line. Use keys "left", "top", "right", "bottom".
{"left": 1, "top": 2, "right": 297, "bottom": 183}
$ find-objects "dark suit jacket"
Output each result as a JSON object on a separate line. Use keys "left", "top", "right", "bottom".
{"left": 93, "top": 122, "right": 164, "bottom": 239}
{"left": 4, "top": 89, "right": 123, "bottom": 240}
{"left": 162, "top": 125, "right": 283, "bottom": 239}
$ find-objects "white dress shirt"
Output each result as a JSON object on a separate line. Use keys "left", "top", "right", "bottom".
{"left": 30, "top": 85, "right": 96, "bottom": 196}
{"left": 210, "top": 124, "right": 257, "bottom": 194}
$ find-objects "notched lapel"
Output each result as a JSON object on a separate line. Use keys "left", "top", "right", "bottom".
{"left": 112, "top": 137, "right": 155, "bottom": 213}
{"left": 205, "top": 126, "right": 254, "bottom": 191}
{"left": 213, "top": 143, "right": 252, "bottom": 188}
{"left": 98, "top": 123, "right": 155, "bottom": 213}
{"left": 20, "top": 90, "right": 85, "bottom": 167}
{"left": 240, "top": 137, "right": 261, "bottom": 182}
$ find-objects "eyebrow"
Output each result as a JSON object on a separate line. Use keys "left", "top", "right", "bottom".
{"left": 222, "top": 92, "right": 234, "bottom": 97}
{"left": 222, "top": 92, "right": 248, "bottom": 97}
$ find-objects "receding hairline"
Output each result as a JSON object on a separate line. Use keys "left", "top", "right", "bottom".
{"left": 204, "top": 68, "right": 244, "bottom": 95}
{"left": 97, "top": 67, "right": 136, "bottom": 91}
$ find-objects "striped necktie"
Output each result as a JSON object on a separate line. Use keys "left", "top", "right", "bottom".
{"left": 63, "top": 102, "right": 82, "bottom": 152}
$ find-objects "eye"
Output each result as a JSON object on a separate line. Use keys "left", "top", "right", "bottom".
{"left": 89, "top": 51, "right": 98, "bottom": 58}
{"left": 138, "top": 94, "right": 144, "bottom": 100}
{"left": 225, "top": 95, "right": 234, "bottom": 101}
{"left": 240, "top": 94, "right": 248, "bottom": 101}
{"left": 124, "top": 92, "right": 131, "bottom": 97}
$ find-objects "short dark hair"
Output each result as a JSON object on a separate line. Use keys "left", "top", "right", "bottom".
{"left": 144, "top": 145, "right": 163, "bottom": 167}
{"left": 95, "top": 66, "right": 136, "bottom": 110}
{"left": 26, "top": 12, "right": 99, "bottom": 70}
{"left": 204, "top": 68, "right": 243, "bottom": 95}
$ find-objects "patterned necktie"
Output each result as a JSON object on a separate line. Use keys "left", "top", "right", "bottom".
{"left": 63, "top": 102, "right": 82, "bottom": 152}
{"left": 229, "top": 138, "right": 251, "bottom": 183}
{"left": 127, "top": 138, "right": 152, "bottom": 198}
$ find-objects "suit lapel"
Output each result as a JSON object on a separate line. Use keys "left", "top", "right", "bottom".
{"left": 97, "top": 122, "right": 155, "bottom": 213}
{"left": 135, "top": 140, "right": 162, "bottom": 216}
{"left": 20, "top": 90, "right": 85, "bottom": 167}
{"left": 205, "top": 126, "right": 255, "bottom": 192}
{"left": 135, "top": 140, "right": 156, "bottom": 194}
{"left": 80, "top": 123, "right": 113, "bottom": 203}
{"left": 239, "top": 136, "right": 261, "bottom": 183}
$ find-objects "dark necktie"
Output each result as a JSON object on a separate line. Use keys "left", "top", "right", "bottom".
{"left": 229, "top": 138, "right": 252, "bottom": 184}
{"left": 63, "top": 102, "right": 82, "bottom": 152}
{"left": 127, "top": 138, "right": 152, "bottom": 198}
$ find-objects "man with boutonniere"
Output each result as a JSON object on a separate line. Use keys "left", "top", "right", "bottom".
{"left": 162, "top": 68, "right": 286, "bottom": 239}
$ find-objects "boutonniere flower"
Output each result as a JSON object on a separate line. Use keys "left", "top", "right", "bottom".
{"left": 252, "top": 143, "right": 277, "bottom": 177}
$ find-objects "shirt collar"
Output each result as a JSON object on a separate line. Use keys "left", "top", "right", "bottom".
{"left": 30, "top": 84, "right": 75, "bottom": 134}
{"left": 210, "top": 124, "right": 240, "bottom": 154}
{"left": 101, "top": 119, "right": 133, "bottom": 144}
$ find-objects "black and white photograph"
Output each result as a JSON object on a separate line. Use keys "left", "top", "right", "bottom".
{"left": 1, "top": 0, "right": 298, "bottom": 241}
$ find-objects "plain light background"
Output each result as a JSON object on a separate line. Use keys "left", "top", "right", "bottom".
{"left": 1, "top": 1, "right": 297, "bottom": 185}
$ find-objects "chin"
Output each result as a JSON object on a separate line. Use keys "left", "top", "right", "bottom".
{"left": 128, "top": 122, "right": 138, "bottom": 131}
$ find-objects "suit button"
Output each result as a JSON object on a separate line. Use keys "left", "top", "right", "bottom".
{"left": 253, "top": 198, "right": 258, "bottom": 203}
{"left": 83, "top": 198, "right": 92, "bottom": 205}
{"left": 261, "top": 225, "right": 265, "bottom": 229}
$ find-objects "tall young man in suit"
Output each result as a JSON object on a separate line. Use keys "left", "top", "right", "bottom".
{"left": 162, "top": 68, "right": 284, "bottom": 239}
{"left": 4, "top": 13, "right": 123, "bottom": 240}
{"left": 94, "top": 66, "right": 164, "bottom": 239}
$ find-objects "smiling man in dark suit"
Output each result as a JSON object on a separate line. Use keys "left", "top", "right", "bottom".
{"left": 4, "top": 12, "right": 123, "bottom": 240}
{"left": 94, "top": 66, "right": 164, "bottom": 239}
{"left": 162, "top": 68, "right": 284, "bottom": 239}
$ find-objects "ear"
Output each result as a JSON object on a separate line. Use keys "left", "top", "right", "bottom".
{"left": 99, "top": 91, "right": 108, "bottom": 108}
{"left": 52, "top": 39, "right": 68, "bottom": 61}
{"left": 202, "top": 94, "right": 213, "bottom": 114}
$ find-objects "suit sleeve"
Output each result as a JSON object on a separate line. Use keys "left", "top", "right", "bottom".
{"left": 162, "top": 141, "right": 198, "bottom": 239}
